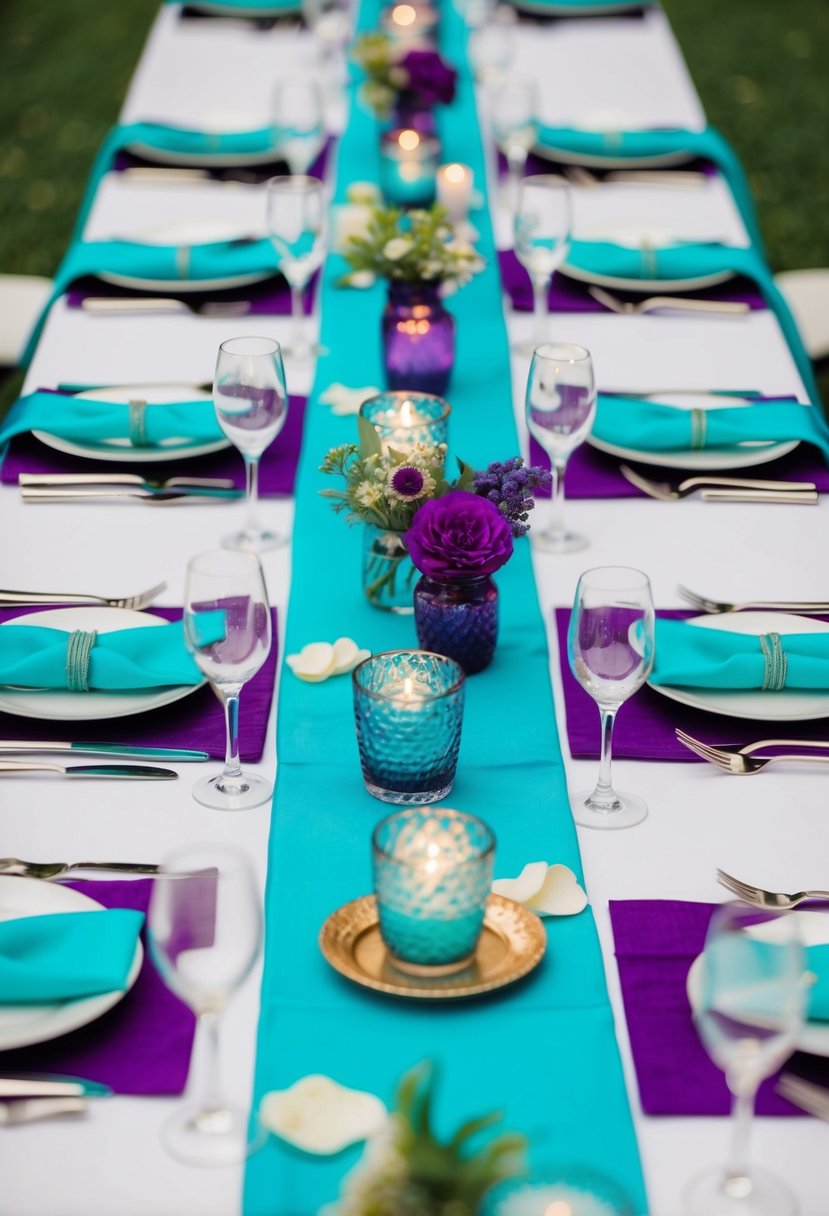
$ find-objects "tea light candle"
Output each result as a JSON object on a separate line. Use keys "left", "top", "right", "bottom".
{"left": 436, "top": 163, "right": 473, "bottom": 225}
{"left": 379, "top": 128, "right": 440, "bottom": 206}
{"left": 381, "top": 2, "right": 439, "bottom": 45}
{"left": 359, "top": 390, "right": 450, "bottom": 452}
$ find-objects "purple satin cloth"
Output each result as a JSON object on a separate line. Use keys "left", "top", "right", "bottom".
{"left": 554, "top": 607, "right": 829, "bottom": 760}
{"left": 0, "top": 879, "right": 196, "bottom": 1095}
{"left": 0, "top": 605, "right": 278, "bottom": 760}
{"left": 1, "top": 394, "right": 307, "bottom": 496}
{"left": 609, "top": 899, "right": 829, "bottom": 1115}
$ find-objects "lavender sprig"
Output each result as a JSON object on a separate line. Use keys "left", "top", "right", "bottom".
{"left": 471, "top": 457, "right": 552, "bottom": 537}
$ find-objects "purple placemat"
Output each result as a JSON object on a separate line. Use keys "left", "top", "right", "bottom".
{"left": 1, "top": 394, "right": 307, "bottom": 496}
{"left": 554, "top": 607, "right": 829, "bottom": 760}
{"left": 65, "top": 273, "right": 316, "bottom": 318}
{"left": 112, "top": 137, "right": 332, "bottom": 187}
{"left": 0, "top": 605, "right": 278, "bottom": 760}
{"left": 609, "top": 898, "right": 829, "bottom": 1115}
{"left": 0, "top": 879, "right": 195, "bottom": 1095}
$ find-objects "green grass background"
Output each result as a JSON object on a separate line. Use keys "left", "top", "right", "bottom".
{"left": 0, "top": 0, "right": 827, "bottom": 403}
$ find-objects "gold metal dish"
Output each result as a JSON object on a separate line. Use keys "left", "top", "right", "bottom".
{"left": 319, "top": 893, "right": 546, "bottom": 1000}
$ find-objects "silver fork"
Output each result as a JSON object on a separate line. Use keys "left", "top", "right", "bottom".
{"left": 676, "top": 728, "right": 829, "bottom": 758}
{"left": 21, "top": 488, "right": 240, "bottom": 505}
{"left": 676, "top": 731, "right": 829, "bottom": 775}
{"left": 620, "top": 465, "right": 818, "bottom": 503}
{"left": 0, "top": 581, "right": 166, "bottom": 610}
{"left": 716, "top": 868, "right": 829, "bottom": 908}
{"left": 81, "top": 297, "right": 253, "bottom": 319}
{"left": 564, "top": 166, "right": 709, "bottom": 189}
{"left": 0, "top": 857, "right": 162, "bottom": 879}
{"left": 776, "top": 1075, "right": 829, "bottom": 1121}
{"left": 677, "top": 585, "right": 829, "bottom": 615}
{"left": 588, "top": 285, "right": 749, "bottom": 317}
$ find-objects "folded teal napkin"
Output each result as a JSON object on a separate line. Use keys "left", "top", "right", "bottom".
{"left": 0, "top": 616, "right": 224, "bottom": 691}
{"left": 165, "top": 0, "right": 300, "bottom": 9}
{"left": 593, "top": 394, "right": 829, "bottom": 462}
{"left": 516, "top": 0, "right": 652, "bottom": 8}
{"left": 114, "top": 120, "right": 279, "bottom": 160}
{"left": 651, "top": 619, "right": 829, "bottom": 691}
{"left": 0, "top": 391, "right": 223, "bottom": 450}
{"left": 808, "top": 947, "right": 829, "bottom": 1020}
{"left": 56, "top": 236, "right": 279, "bottom": 290}
{"left": 0, "top": 909, "right": 144, "bottom": 1003}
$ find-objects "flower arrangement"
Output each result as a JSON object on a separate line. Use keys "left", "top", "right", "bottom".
{"left": 341, "top": 203, "right": 485, "bottom": 291}
{"left": 322, "top": 1061, "right": 526, "bottom": 1216}
{"left": 352, "top": 32, "right": 457, "bottom": 120}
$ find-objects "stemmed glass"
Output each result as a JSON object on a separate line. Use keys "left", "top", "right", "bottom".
{"left": 213, "top": 336, "right": 288, "bottom": 554}
{"left": 266, "top": 175, "right": 327, "bottom": 362}
{"left": 490, "top": 76, "right": 539, "bottom": 212}
{"left": 525, "top": 342, "right": 595, "bottom": 553}
{"left": 184, "top": 549, "right": 272, "bottom": 811}
{"left": 514, "top": 176, "right": 573, "bottom": 353}
{"left": 148, "top": 844, "right": 264, "bottom": 1166}
{"left": 684, "top": 902, "right": 807, "bottom": 1216}
{"left": 272, "top": 77, "right": 325, "bottom": 176}
{"left": 302, "top": 0, "right": 354, "bottom": 68}
{"left": 567, "top": 566, "right": 655, "bottom": 829}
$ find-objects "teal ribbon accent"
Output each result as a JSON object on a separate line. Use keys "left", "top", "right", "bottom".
{"left": 65, "top": 629, "right": 97, "bottom": 692}
{"left": 759, "top": 631, "right": 787, "bottom": 691}
{"left": 651, "top": 619, "right": 829, "bottom": 690}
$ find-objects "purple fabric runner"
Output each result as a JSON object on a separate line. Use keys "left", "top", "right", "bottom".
{"left": 609, "top": 899, "right": 829, "bottom": 1115}
{"left": 1, "top": 394, "right": 307, "bottom": 496}
{"left": 554, "top": 607, "right": 829, "bottom": 760}
{"left": 65, "top": 274, "right": 315, "bottom": 318}
{"left": 0, "top": 605, "right": 278, "bottom": 760}
{"left": 0, "top": 879, "right": 195, "bottom": 1095}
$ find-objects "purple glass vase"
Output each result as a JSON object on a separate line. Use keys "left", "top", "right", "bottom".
{"left": 413, "top": 573, "right": 498, "bottom": 675}
{"left": 391, "top": 93, "right": 436, "bottom": 135}
{"left": 382, "top": 280, "right": 456, "bottom": 396}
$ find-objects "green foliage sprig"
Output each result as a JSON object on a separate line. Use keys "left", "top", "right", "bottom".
{"left": 341, "top": 204, "right": 485, "bottom": 290}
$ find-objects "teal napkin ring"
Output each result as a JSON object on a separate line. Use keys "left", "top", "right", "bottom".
{"left": 65, "top": 630, "right": 97, "bottom": 692}
{"left": 760, "top": 632, "right": 787, "bottom": 691}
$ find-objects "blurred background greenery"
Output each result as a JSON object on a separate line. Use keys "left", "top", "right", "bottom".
{"left": 0, "top": 0, "right": 827, "bottom": 399}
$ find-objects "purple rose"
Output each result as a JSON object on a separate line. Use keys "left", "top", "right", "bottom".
{"left": 399, "top": 50, "right": 457, "bottom": 107}
{"left": 405, "top": 490, "right": 514, "bottom": 578}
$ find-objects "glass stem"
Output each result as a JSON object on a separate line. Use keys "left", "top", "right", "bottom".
{"left": 506, "top": 150, "right": 524, "bottom": 212}
{"left": 220, "top": 685, "right": 244, "bottom": 784}
{"left": 532, "top": 276, "right": 549, "bottom": 346}
{"left": 547, "top": 457, "right": 566, "bottom": 540}
{"left": 290, "top": 284, "right": 306, "bottom": 354}
{"left": 198, "top": 1010, "right": 224, "bottom": 1114}
{"left": 589, "top": 706, "right": 620, "bottom": 812}
{"left": 723, "top": 1080, "right": 756, "bottom": 1195}
{"left": 243, "top": 456, "right": 260, "bottom": 538}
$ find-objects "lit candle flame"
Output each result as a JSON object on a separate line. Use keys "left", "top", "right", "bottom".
{"left": 445, "top": 162, "right": 466, "bottom": 183}
{"left": 545, "top": 1204, "right": 572, "bottom": 1216}
{"left": 403, "top": 677, "right": 414, "bottom": 698}
{"left": 398, "top": 129, "right": 420, "bottom": 152}
{"left": 400, "top": 400, "right": 414, "bottom": 427}
{"left": 392, "top": 3, "right": 417, "bottom": 26}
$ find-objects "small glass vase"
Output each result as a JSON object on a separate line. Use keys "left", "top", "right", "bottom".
{"left": 382, "top": 280, "right": 455, "bottom": 396}
{"left": 362, "top": 525, "right": 416, "bottom": 614}
{"left": 413, "top": 573, "right": 498, "bottom": 674}
{"left": 391, "top": 93, "right": 436, "bottom": 135}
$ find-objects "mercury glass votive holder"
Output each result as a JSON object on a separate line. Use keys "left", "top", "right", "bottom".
{"left": 480, "top": 1167, "right": 635, "bottom": 1216}
{"left": 372, "top": 806, "right": 495, "bottom": 974}
{"left": 359, "top": 390, "right": 450, "bottom": 452}
{"left": 352, "top": 650, "right": 465, "bottom": 804}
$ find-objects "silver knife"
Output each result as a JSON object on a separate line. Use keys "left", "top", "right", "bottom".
{"left": 0, "top": 1077, "right": 111, "bottom": 1099}
{"left": 21, "top": 488, "right": 241, "bottom": 505}
{"left": 0, "top": 1098, "right": 88, "bottom": 1125}
{"left": 0, "top": 760, "right": 177, "bottom": 780}
{"left": 0, "top": 741, "right": 208, "bottom": 761}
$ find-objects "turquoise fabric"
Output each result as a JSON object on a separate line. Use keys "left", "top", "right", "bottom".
{"left": 808, "top": 947, "right": 829, "bottom": 1021}
{"left": 242, "top": 4, "right": 646, "bottom": 1215}
{"left": 0, "top": 391, "right": 223, "bottom": 449}
{"left": 0, "top": 909, "right": 144, "bottom": 1003}
{"left": 651, "top": 619, "right": 829, "bottom": 690}
{"left": 164, "top": 0, "right": 301, "bottom": 10}
{"left": 593, "top": 393, "right": 829, "bottom": 461}
{"left": 0, "top": 617, "right": 223, "bottom": 690}
{"left": 515, "top": 0, "right": 653, "bottom": 9}
{"left": 536, "top": 124, "right": 762, "bottom": 250}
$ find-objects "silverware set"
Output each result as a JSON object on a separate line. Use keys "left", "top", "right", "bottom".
{"left": 19, "top": 473, "right": 241, "bottom": 505}
{"left": 676, "top": 730, "right": 829, "bottom": 775}
{"left": 776, "top": 1075, "right": 829, "bottom": 1121}
{"left": 0, "top": 759, "right": 177, "bottom": 780}
{"left": 677, "top": 585, "right": 829, "bottom": 615}
{"left": 620, "top": 464, "right": 818, "bottom": 504}
{"left": 0, "top": 581, "right": 166, "bottom": 609}
{"left": 0, "top": 858, "right": 164, "bottom": 879}
{"left": 588, "top": 285, "right": 749, "bottom": 317}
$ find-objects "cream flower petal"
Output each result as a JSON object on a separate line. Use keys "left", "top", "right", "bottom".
{"left": 318, "top": 383, "right": 382, "bottom": 416}
{"left": 332, "top": 637, "right": 373, "bottom": 676}
{"left": 491, "top": 861, "right": 548, "bottom": 905}
{"left": 286, "top": 642, "right": 336, "bottom": 682}
{"left": 260, "top": 1075, "right": 388, "bottom": 1156}
{"left": 526, "top": 864, "right": 588, "bottom": 918}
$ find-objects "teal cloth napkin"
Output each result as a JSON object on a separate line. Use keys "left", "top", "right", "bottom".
{"left": 0, "top": 391, "right": 223, "bottom": 450}
{"left": 593, "top": 394, "right": 829, "bottom": 462}
{"left": 0, "top": 617, "right": 223, "bottom": 691}
{"left": 808, "top": 947, "right": 829, "bottom": 1020}
{"left": 0, "top": 909, "right": 144, "bottom": 1003}
{"left": 56, "top": 236, "right": 279, "bottom": 290}
{"left": 651, "top": 619, "right": 829, "bottom": 690}
{"left": 165, "top": 0, "right": 301, "bottom": 9}
{"left": 516, "top": 0, "right": 652, "bottom": 8}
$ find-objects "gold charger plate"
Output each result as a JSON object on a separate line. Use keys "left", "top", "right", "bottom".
{"left": 319, "top": 894, "right": 546, "bottom": 1000}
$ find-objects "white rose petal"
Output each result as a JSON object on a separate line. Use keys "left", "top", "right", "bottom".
{"left": 383, "top": 237, "right": 413, "bottom": 261}
{"left": 260, "top": 1075, "right": 388, "bottom": 1155}
{"left": 493, "top": 861, "right": 587, "bottom": 917}
{"left": 319, "top": 383, "right": 382, "bottom": 416}
{"left": 331, "top": 637, "right": 372, "bottom": 675}
{"left": 286, "top": 642, "right": 336, "bottom": 683}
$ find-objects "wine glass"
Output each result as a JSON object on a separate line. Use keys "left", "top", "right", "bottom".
{"left": 266, "top": 175, "right": 327, "bottom": 361}
{"left": 213, "top": 336, "right": 288, "bottom": 554}
{"left": 525, "top": 342, "right": 595, "bottom": 553}
{"left": 514, "top": 175, "right": 573, "bottom": 353}
{"left": 683, "top": 902, "right": 807, "bottom": 1216}
{"left": 302, "top": 0, "right": 354, "bottom": 65}
{"left": 567, "top": 566, "right": 654, "bottom": 829}
{"left": 272, "top": 77, "right": 325, "bottom": 176}
{"left": 184, "top": 548, "right": 272, "bottom": 811}
{"left": 490, "top": 76, "right": 539, "bottom": 212}
{"left": 147, "top": 843, "right": 264, "bottom": 1166}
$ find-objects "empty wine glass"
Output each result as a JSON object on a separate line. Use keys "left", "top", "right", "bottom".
{"left": 148, "top": 843, "right": 263, "bottom": 1166}
{"left": 213, "top": 336, "right": 288, "bottom": 554}
{"left": 266, "top": 175, "right": 327, "bottom": 361}
{"left": 184, "top": 549, "right": 272, "bottom": 811}
{"left": 490, "top": 76, "right": 539, "bottom": 212}
{"left": 567, "top": 566, "right": 654, "bottom": 829}
{"left": 684, "top": 902, "right": 807, "bottom": 1216}
{"left": 302, "top": 0, "right": 354, "bottom": 65}
{"left": 514, "top": 176, "right": 573, "bottom": 353}
{"left": 525, "top": 342, "right": 595, "bottom": 553}
{"left": 272, "top": 77, "right": 325, "bottom": 176}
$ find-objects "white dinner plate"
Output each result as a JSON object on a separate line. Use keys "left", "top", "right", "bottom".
{"left": 0, "top": 875, "right": 143, "bottom": 1052}
{"left": 686, "top": 908, "right": 829, "bottom": 1058}
{"left": 515, "top": 1, "right": 650, "bottom": 14}
{"left": 33, "top": 383, "right": 231, "bottom": 465}
{"left": 98, "top": 220, "right": 273, "bottom": 294}
{"left": 587, "top": 393, "right": 799, "bottom": 471}
{"left": 126, "top": 114, "right": 279, "bottom": 170}
{"left": 0, "top": 606, "right": 203, "bottom": 721}
{"left": 559, "top": 257, "right": 734, "bottom": 294}
{"left": 648, "top": 612, "right": 829, "bottom": 722}
{"left": 531, "top": 140, "right": 692, "bottom": 172}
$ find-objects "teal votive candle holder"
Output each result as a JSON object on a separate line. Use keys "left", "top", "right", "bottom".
{"left": 359, "top": 390, "right": 450, "bottom": 452}
{"left": 372, "top": 806, "right": 495, "bottom": 974}
{"left": 379, "top": 129, "right": 439, "bottom": 205}
{"left": 352, "top": 650, "right": 465, "bottom": 804}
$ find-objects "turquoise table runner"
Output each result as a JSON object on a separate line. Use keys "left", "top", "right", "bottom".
{"left": 243, "top": 4, "right": 646, "bottom": 1213}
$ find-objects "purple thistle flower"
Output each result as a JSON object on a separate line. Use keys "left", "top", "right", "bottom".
{"left": 471, "top": 457, "right": 552, "bottom": 536}
{"left": 390, "top": 465, "right": 426, "bottom": 499}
